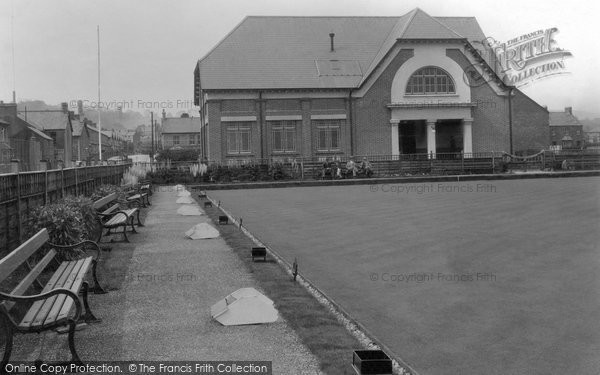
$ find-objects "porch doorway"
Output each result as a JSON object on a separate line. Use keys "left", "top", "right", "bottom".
{"left": 435, "top": 119, "right": 463, "bottom": 153}
{"left": 398, "top": 120, "right": 426, "bottom": 154}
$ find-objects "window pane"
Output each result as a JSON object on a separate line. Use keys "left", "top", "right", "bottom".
{"left": 285, "top": 129, "right": 295, "bottom": 151}
{"left": 330, "top": 128, "right": 339, "bottom": 149}
{"left": 227, "top": 131, "right": 237, "bottom": 153}
{"left": 318, "top": 128, "right": 327, "bottom": 150}
{"left": 272, "top": 129, "right": 282, "bottom": 151}
{"left": 240, "top": 130, "right": 250, "bottom": 152}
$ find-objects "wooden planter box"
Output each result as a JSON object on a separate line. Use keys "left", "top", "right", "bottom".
{"left": 352, "top": 350, "right": 392, "bottom": 375}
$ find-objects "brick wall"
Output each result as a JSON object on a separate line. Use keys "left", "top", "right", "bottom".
{"left": 512, "top": 89, "right": 549, "bottom": 153}
{"left": 352, "top": 49, "right": 414, "bottom": 155}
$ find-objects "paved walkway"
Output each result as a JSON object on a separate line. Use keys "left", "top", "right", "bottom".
{"left": 10, "top": 186, "right": 320, "bottom": 374}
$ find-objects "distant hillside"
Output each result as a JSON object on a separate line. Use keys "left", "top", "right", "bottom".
{"left": 17, "top": 100, "right": 145, "bottom": 131}
{"left": 580, "top": 118, "right": 600, "bottom": 132}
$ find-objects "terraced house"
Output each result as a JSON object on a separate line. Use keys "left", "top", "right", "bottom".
{"left": 193, "top": 8, "right": 549, "bottom": 163}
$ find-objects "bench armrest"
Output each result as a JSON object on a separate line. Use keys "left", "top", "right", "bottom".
{"left": 48, "top": 240, "right": 101, "bottom": 262}
{"left": 0, "top": 288, "right": 82, "bottom": 324}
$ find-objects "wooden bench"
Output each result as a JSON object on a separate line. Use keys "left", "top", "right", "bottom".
{"left": 0, "top": 229, "right": 105, "bottom": 366}
{"left": 93, "top": 193, "right": 143, "bottom": 243}
{"left": 123, "top": 183, "right": 151, "bottom": 208}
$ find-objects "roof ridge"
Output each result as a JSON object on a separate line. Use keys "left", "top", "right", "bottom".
{"left": 198, "top": 16, "right": 249, "bottom": 64}
{"left": 399, "top": 8, "right": 464, "bottom": 39}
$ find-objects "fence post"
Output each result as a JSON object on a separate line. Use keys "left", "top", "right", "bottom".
{"left": 492, "top": 151, "right": 495, "bottom": 174}
{"left": 44, "top": 169, "right": 49, "bottom": 204}
{"left": 61, "top": 166, "right": 65, "bottom": 198}
{"left": 16, "top": 172, "right": 22, "bottom": 244}
{"left": 75, "top": 167, "right": 79, "bottom": 196}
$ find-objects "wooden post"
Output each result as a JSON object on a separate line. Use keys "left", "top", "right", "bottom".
{"left": 492, "top": 151, "right": 495, "bottom": 174}
{"left": 16, "top": 172, "right": 22, "bottom": 243}
{"left": 61, "top": 166, "right": 65, "bottom": 198}
{"left": 75, "top": 168, "right": 79, "bottom": 196}
{"left": 44, "top": 169, "right": 48, "bottom": 204}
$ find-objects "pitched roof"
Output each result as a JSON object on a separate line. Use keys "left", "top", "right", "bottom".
{"left": 87, "top": 125, "right": 112, "bottom": 138}
{"left": 72, "top": 120, "right": 86, "bottom": 136}
{"left": 16, "top": 115, "right": 53, "bottom": 140}
{"left": 21, "top": 111, "right": 70, "bottom": 131}
{"left": 549, "top": 111, "right": 582, "bottom": 127}
{"left": 197, "top": 8, "right": 487, "bottom": 90}
{"left": 162, "top": 117, "right": 201, "bottom": 133}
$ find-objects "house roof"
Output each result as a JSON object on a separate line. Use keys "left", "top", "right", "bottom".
{"left": 87, "top": 125, "right": 112, "bottom": 138}
{"left": 21, "top": 110, "right": 71, "bottom": 131}
{"left": 162, "top": 117, "right": 201, "bottom": 134}
{"left": 549, "top": 112, "right": 582, "bottom": 127}
{"left": 72, "top": 120, "right": 87, "bottom": 137}
{"left": 197, "top": 8, "right": 487, "bottom": 90}
{"left": 15, "top": 115, "right": 53, "bottom": 140}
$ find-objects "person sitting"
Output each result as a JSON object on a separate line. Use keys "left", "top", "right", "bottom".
{"left": 331, "top": 160, "right": 342, "bottom": 179}
{"left": 322, "top": 158, "right": 332, "bottom": 179}
{"left": 359, "top": 157, "right": 373, "bottom": 177}
{"left": 345, "top": 158, "right": 357, "bottom": 178}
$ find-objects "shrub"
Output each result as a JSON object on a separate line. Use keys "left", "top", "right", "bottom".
{"left": 27, "top": 202, "right": 88, "bottom": 260}
{"left": 156, "top": 149, "right": 201, "bottom": 162}
{"left": 63, "top": 195, "right": 101, "bottom": 240}
{"left": 90, "top": 184, "right": 127, "bottom": 202}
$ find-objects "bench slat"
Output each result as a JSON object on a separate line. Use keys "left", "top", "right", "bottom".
{"left": 0, "top": 229, "right": 49, "bottom": 283}
{"left": 101, "top": 203, "right": 120, "bottom": 216}
{"left": 20, "top": 261, "right": 77, "bottom": 328}
{"left": 92, "top": 192, "right": 118, "bottom": 210}
{"left": 50, "top": 258, "right": 92, "bottom": 325}
{"left": 105, "top": 215, "right": 127, "bottom": 227}
{"left": 2, "top": 249, "right": 57, "bottom": 313}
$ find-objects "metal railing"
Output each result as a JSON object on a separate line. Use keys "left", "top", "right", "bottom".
{"left": 139, "top": 150, "right": 600, "bottom": 181}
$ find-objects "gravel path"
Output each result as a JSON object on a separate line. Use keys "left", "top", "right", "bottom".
{"left": 8, "top": 186, "right": 321, "bottom": 374}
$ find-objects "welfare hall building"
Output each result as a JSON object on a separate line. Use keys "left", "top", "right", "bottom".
{"left": 193, "top": 8, "right": 549, "bottom": 163}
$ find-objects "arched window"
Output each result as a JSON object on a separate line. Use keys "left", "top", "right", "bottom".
{"left": 405, "top": 66, "right": 456, "bottom": 95}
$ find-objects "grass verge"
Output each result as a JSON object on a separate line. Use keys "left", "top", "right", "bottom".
{"left": 199, "top": 198, "right": 364, "bottom": 375}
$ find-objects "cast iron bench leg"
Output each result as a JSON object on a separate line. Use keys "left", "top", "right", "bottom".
{"left": 90, "top": 261, "right": 107, "bottom": 294}
{"left": 121, "top": 225, "right": 129, "bottom": 242}
{"left": 129, "top": 217, "right": 137, "bottom": 233}
{"left": 67, "top": 319, "right": 83, "bottom": 365}
{"left": 136, "top": 210, "right": 144, "bottom": 227}
{"left": 0, "top": 314, "right": 14, "bottom": 369}
{"left": 80, "top": 282, "right": 102, "bottom": 323}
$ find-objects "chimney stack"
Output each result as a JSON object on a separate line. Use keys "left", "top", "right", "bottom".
{"left": 329, "top": 33, "right": 335, "bottom": 52}
{"left": 162, "top": 109, "right": 166, "bottom": 119}
{"left": 565, "top": 107, "right": 572, "bottom": 115}
{"left": 61, "top": 102, "right": 68, "bottom": 113}
{"left": 77, "top": 100, "right": 83, "bottom": 116}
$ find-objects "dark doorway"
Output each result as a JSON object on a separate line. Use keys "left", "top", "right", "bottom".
{"left": 435, "top": 119, "right": 463, "bottom": 153}
{"left": 399, "top": 120, "right": 416, "bottom": 154}
{"left": 399, "top": 120, "right": 426, "bottom": 154}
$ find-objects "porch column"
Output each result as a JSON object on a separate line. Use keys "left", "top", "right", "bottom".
{"left": 463, "top": 118, "right": 473, "bottom": 158}
{"left": 426, "top": 119, "right": 436, "bottom": 159}
{"left": 391, "top": 121, "right": 399, "bottom": 157}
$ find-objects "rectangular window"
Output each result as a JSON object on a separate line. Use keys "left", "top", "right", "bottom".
{"left": 0, "top": 127, "right": 5, "bottom": 142}
{"left": 173, "top": 135, "right": 180, "bottom": 145}
{"left": 189, "top": 135, "right": 195, "bottom": 145}
{"left": 314, "top": 120, "right": 342, "bottom": 152}
{"left": 270, "top": 120, "right": 297, "bottom": 153}
{"left": 227, "top": 123, "right": 252, "bottom": 154}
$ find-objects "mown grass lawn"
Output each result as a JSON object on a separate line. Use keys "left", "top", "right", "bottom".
{"left": 209, "top": 177, "right": 600, "bottom": 375}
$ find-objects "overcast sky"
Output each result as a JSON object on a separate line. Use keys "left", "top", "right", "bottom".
{"left": 1, "top": 0, "right": 598, "bottom": 117}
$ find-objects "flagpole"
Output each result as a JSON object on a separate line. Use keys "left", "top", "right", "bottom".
{"left": 97, "top": 25, "right": 102, "bottom": 162}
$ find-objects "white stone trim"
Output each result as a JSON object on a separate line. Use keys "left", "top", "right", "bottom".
{"left": 391, "top": 123, "right": 399, "bottom": 157}
{"left": 310, "top": 114, "right": 347, "bottom": 120}
{"left": 265, "top": 115, "right": 302, "bottom": 121}
{"left": 220, "top": 116, "right": 257, "bottom": 122}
